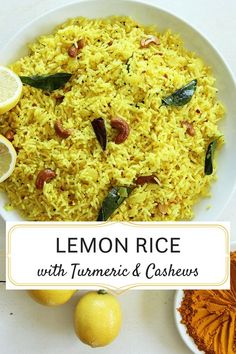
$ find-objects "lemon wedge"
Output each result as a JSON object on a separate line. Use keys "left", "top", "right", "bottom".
{"left": 0, "top": 66, "right": 22, "bottom": 114}
{"left": 0, "top": 134, "right": 17, "bottom": 182}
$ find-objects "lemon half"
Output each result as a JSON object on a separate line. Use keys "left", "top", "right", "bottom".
{"left": 0, "top": 135, "right": 17, "bottom": 182}
{"left": 0, "top": 66, "right": 22, "bottom": 114}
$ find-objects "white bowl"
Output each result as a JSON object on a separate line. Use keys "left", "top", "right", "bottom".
{"left": 0, "top": 0, "right": 236, "bottom": 221}
{"left": 174, "top": 241, "right": 236, "bottom": 354}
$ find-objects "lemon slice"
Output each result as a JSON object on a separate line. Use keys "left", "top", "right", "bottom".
{"left": 0, "top": 66, "right": 22, "bottom": 115}
{"left": 0, "top": 134, "right": 17, "bottom": 182}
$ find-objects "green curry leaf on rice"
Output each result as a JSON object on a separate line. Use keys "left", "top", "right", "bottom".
{"left": 162, "top": 79, "right": 197, "bottom": 106}
{"left": 204, "top": 139, "right": 218, "bottom": 176}
{"left": 97, "top": 186, "right": 133, "bottom": 221}
{"left": 125, "top": 53, "right": 134, "bottom": 73}
{"left": 20, "top": 73, "right": 72, "bottom": 91}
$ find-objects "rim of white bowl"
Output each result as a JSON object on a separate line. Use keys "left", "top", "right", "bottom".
{"left": 174, "top": 241, "right": 236, "bottom": 354}
{"left": 1, "top": 0, "right": 236, "bottom": 221}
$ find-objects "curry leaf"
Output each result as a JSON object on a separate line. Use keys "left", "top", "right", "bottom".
{"left": 162, "top": 79, "right": 197, "bottom": 106}
{"left": 126, "top": 53, "right": 134, "bottom": 73}
{"left": 20, "top": 73, "right": 72, "bottom": 91}
{"left": 97, "top": 186, "right": 133, "bottom": 221}
{"left": 204, "top": 139, "right": 218, "bottom": 175}
{"left": 91, "top": 118, "right": 107, "bottom": 151}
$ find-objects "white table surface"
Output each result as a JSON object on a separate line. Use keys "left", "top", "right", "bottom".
{"left": 0, "top": 0, "right": 236, "bottom": 353}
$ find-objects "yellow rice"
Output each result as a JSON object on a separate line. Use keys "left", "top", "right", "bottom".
{"left": 0, "top": 16, "right": 224, "bottom": 221}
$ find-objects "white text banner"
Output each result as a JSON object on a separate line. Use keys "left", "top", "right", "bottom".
{"left": 6, "top": 222, "right": 230, "bottom": 291}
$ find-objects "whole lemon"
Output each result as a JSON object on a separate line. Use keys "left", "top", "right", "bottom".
{"left": 28, "top": 290, "right": 76, "bottom": 306}
{"left": 74, "top": 290, "right": 122, "bottom": 347}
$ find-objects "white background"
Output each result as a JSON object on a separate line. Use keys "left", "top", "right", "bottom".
{"left": 0, "top": 0, "right": 236, "bottom": 354}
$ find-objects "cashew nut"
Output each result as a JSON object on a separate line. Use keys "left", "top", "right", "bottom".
{"left": 181, "top": 121, "right": 195, "bottom": 137}
{"left": 5, "top": 129, "right": 14, "bottom": 142}
{"left": 140, "top": 35, "right": 160, "bottom": 48}
{"left": 54, "top": 120, "right": 72, "bottom": 138}
{"left": 36, "top": 169, "right": 56, "bottom": 189}
{"left": 135, "top": 175, "right": 162, "bottom": 186}
{"left": 111, "top": 116, "right": 130, "bottom": 144}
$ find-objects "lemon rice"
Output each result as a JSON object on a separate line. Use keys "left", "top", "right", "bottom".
{"left": 0, "top": 16, "right": 224, "bottom": 220}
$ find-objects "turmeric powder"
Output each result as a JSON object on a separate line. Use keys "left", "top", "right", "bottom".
{"left": 179, "top": 252, "right": 236, "bottom": 354}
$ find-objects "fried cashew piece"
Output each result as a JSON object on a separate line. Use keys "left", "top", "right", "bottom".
{"left": 54, "top": 120, "right": 72, "bottom": 138}
{"left": 135, "top": 175, "right": 162, "bottom": 186}
{"left": 140, "top": 35, "right": 160, "bottom": 48}
{"left": 111, "top": 116, "right": 130, "bottom": 144}
{"left": 181, "top": 121, "right": 195, "bottom": 136}
{"left": 36, "top": 169, "right": 56, "bottom": 189}
{"left": 5, "top": 129, "right": 14, "bottom": 142}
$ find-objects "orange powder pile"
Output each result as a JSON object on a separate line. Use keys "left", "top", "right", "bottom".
{"left": 179, "top": 252, "right": 236, "bottom": 354}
